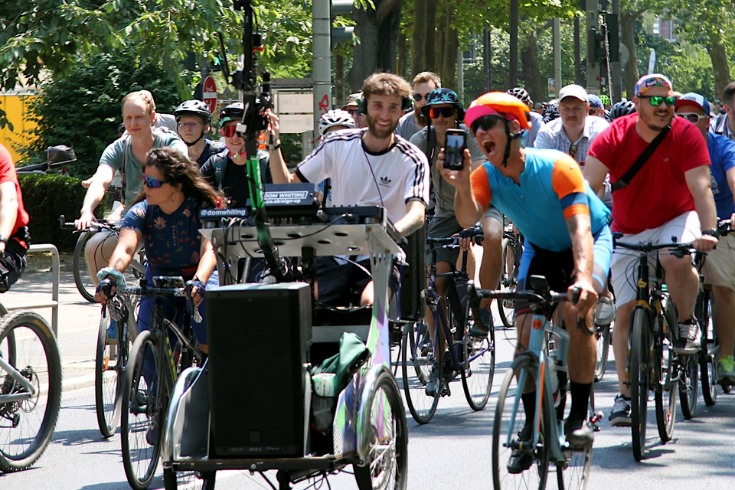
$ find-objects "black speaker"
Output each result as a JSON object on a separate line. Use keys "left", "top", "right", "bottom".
{"left": 399, "top": 223, "right": 426, "bottom": 321}
{"left": 206, "top": 283, "right": 312, "bottom": 457}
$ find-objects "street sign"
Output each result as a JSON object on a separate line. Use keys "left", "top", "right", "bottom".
{"left": 203, "top": 76, "right": 218, "bottom": 114}
{"left": 276, "top": 93, "right": 313, "bottom": 114}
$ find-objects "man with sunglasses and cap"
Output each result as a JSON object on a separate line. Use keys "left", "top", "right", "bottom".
{"left": 440, "top": 91, "right": 613, "bottom": 460}
{"left": 395, "top": 72, "right": 441, "bottom": 141}
{"left": 342, "top": 92, "right": 367, "bottom": 128}
{"left": 674, "top": 92, "right": 735, "bottom": 386}
{"left": 584, "top": 74, "right": 719, "bottom": 427}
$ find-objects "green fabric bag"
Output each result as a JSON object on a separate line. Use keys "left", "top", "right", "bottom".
{"left": 312, "top": 332, "right": 369, "bottom": 395}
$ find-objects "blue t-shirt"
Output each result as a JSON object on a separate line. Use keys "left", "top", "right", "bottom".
{"left": 707, "top": 132, "right": 735, "bottom": 219}
{"left": 122, "top": 197, "right": 202, "bottom": 279}
{"left": 472, "top": 148, "right": 610, "bottom": 252}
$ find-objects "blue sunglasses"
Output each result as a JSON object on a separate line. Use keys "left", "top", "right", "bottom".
{"left": 143, "top": 174, "right": 168, "bottom": 189}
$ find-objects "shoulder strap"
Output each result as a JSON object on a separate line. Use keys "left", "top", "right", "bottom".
{"left": 120, "top": 135, "right": 131, "bottom": 201}
{"left": 427, "top": 126, "right": 436, "bottom": 163}
{"left": 611, "top": 125, "right": 670, "bottom": 193}
{"left": 212, "top": 152, "right": 228, "bottom": 189}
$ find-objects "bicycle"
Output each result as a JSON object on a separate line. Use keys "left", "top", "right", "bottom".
{"left": 593, "top": 285, "right": 615, "bottom": 382}
{"left": 498, "top": 218, "right": 522, "bottom": 329}
{"left": 0, "top": 310, "right": 62, "bottom": 472}
{"left": 613, "top": 236, "right": 693, "bottom": 461}
{"left": 402, "top": 227, "right": 495, "bottom": 425}
{"left": 472, "top": 277, "right": 600, "bottom": 490}
{"left": 103, "top": 276, "right": 205, "bottom": 490}
{"left": 60, "top": 215, "right": 146, "bottom": 303}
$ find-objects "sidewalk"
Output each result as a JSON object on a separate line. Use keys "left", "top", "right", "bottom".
{"left": 2, "top": 251, "right": 101, "bottom": 392}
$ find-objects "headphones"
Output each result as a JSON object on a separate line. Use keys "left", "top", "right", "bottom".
{"left": 357, "top": 95, "right": 413, "bottom": 114}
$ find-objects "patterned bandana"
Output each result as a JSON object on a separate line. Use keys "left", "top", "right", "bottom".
{"left": 634, "top": 74, "right": 673, "bottom": 97}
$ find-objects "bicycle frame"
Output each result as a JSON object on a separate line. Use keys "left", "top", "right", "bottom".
{"left": 0, "top": 356, "right": 37, "bottom": 404}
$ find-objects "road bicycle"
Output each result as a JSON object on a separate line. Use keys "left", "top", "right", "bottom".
{"left": 498, "top": 219, "right": 522, "bottom": 329}
{"left": 613, "top": 236, "right": 693, "bottom": 461}
{"left": 0, "top": 309, "right": 62, "bottom": 472}
{"left": 100, "top": 276, "right": 205, "bottom": 490}
{"left": 60, "top": 215, "right": 146, "bottom": 303}
{"left": 401, "top": 228, "right": 495, "bottom": 424}
{"left": 473, "top": 277, "right": 600, "bottom": 490}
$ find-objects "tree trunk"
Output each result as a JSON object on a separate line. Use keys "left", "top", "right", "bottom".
{"left": 509, "top": 0, "right": 518, "bottom": 87}
{"left": 707, "top": 41, "right": 731, "bottom": 102}
{"left": 411, "top": 0, "right": 428, "bottom": 76}
{"left": 520, "top": 28, "right": 544, "bottom": 106}
{"left": 348, "top": 0, "right": 404, "bottom": 91}
{"left": 620, "top": 8, "right": 642, "bottom": 99}
{"left": 440, "top": 9, "right": 458, "bottom": 89}
{"left": 574, "top": 16, "right": 583, "bottom": 86}
{"left": 335, "top": 54, "right": 345, "bottom": 107}
{"left": 434, "top": 7, "right": 446, "bottom": 76}
{"left": 425, "top": 0, "right": 438, "bottom": 72}
{"left": 397, "top": 32, "right": 408, "bottom": 79}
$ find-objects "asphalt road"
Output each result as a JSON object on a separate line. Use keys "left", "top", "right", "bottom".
{"left": 1, "top": 254, "right": 734, "bottom": 489}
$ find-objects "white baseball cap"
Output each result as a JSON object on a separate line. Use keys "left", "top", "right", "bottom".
{"left": 558, "top": 84, "right": 588, "bottom": 103}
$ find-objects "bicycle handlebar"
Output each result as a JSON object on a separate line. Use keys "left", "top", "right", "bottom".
{"left": 103, "top": 278, "right": 202, "bottom": 323}
{"left": 427, "top": 225, "right": 485, "bottom": 249}
{"left": 59, "top": 214, "right": 120, "bottom": 233}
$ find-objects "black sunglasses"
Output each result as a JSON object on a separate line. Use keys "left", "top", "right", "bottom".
{"left": 470, "top": 115, "right": 504, "bottom": 134}
{"left": 428, "top": 107, "right": 456, "bottom": 118}
{"left": 413, "top": 93, "right": 431, "bottom": 102}
{"left": 569, "top": 144, "right": 578, "bottom": 158}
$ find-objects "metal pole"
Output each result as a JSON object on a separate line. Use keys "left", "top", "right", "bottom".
{"left": 611, "top": 0, "right": 622, "bottom": 102}
{"left": 484, "top": 26, "right": 492, "bottom": 91}
{"left": 458, "top": 47, "right": 464, "bottom": 101}
{"left": 553, "top": 19, "right": 562, "bottom": 93}
{"left": 586, "top": 0, "right": 600, "bottom": 95}
{"left": 509, "top": 0, "right": 518, "bottom": 87}
{"left": 312, "top": 0, "right": 332, "bottom": 138}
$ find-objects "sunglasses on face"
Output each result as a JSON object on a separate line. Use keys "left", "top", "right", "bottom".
{"left": 676, "top": 113, "right": 708, "bottom": 123}
{"left": 429, "top": 107, "right": 455, "bottom": 119}
{"left": 640, "top": 95, "right": 677, "bottom": 107}
{"left": 221, "top": 125, "right": 240, "bottom": 138}
{"left": 470, "top": 115, "right": 504, "bottom": 135}
{"left": 143, "top": 174, "right": 168, "bottom": 189}
{"left": 413, "top": 93, "right": 431, "bottom": 102}
{"left": 569, "top": 144, "right": 578, "bottom": 158}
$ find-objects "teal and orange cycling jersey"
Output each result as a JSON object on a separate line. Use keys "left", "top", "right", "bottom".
{"left": 470, "top": 148, "right": 611, "bottom": 252}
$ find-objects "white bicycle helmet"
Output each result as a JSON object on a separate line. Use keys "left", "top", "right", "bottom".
{"left": 318, "top": 109, "right": 355, "bottom": 137}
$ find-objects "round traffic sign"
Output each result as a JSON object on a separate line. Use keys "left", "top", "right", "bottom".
{"left": 203, "top": 76, "right": 218, "bottom": 114}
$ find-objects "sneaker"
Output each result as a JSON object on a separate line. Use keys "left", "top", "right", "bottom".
{"left": 673, "top": 317, "right": 701, "bottom": 355}
{"left": 564, "top": 414, "right": 594, "bottom": 451}
{"left": 507, "top": 422, "right": 534, "bottom": 474}
{"left": 717, "top": 355, "right": 735, "bottom": 387}
{"left": 146, "top": 423, "right": 158, "bottom": 446}
{"left": 105, "top": 320, "right": 117, "bottom": 345}
{"left": 608, "top": 394, "right": 632, "bottom": 427}
{"left": 425, "top": 362, "right": 439, "bottom": 397}
{"left": 469, "top": 308, "right": 492, "bottom": 337}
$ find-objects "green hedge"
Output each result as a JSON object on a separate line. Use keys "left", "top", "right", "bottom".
{"left": 18, "top": 174, "right": 106, "bottom": 253}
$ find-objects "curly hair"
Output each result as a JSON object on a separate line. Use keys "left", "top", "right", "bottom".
{"left": 135, "top": 147, "right": 220, "bottom": 207}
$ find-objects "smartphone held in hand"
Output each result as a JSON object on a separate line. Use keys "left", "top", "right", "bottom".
{"left": 443, "top": 128, "right": 467, "bottom": 171}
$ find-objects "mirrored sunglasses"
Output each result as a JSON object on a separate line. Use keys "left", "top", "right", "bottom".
{"left": 221, "top": 125, "right": 240, "bottom": 138}
{"left": 429, "top": 107, "right": 455, "bottom": 118}
{"left": 143, "top": 174, "right": 168, "bottom": 189}
{"left": 640, "top": 95, "right": 677, "bottom": 107}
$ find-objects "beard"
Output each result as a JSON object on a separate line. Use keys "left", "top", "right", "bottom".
{"left": 639, "top": 107, "right": 673, "bottom": 132}
{"left": 366, "top": 112, "right": 400, "bottom": 140}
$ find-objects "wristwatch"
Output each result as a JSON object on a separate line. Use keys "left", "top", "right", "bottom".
{"left": 0, "top": 235, "right": 8, "bottom": 245}
{"left": 701, "top": 228, "right": 720, "bottom": 238}
{"left": 268, "top": 140, "right": 281, "bottom": 151}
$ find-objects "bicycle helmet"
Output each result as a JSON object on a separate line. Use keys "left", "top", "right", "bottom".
{"left": 466, "top": 92, "right": 532, "bottom": 167}
{"left": 318, "top": 109, "right": 356, "bottom": 137}
{"left": 506, "top": 87, "right": 533, "bottom": 110}
{"left": 599, "top": 94, "right": 611, "bottom": 107}
{"left": 219, "top": 102, "right": 245, "bottom": 125}
{"left": 174, "top": 99, "right": 211, "bottom": 125}
{"left": 543, "top": 105, "right": 560, "bottom": 124}
{"left": 610, "top": 99, "right": 636, "bottom": 121}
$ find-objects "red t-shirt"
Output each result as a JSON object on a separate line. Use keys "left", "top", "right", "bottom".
{"left": 0, "top": 144, "right": 30, "bottom": 246}
{"left": 588, "top": 114, "right": 710, "bottom": 234}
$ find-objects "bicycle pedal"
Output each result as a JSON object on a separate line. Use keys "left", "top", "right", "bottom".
{"left": 440, "top": 383, "right": 451, "bottom": 397}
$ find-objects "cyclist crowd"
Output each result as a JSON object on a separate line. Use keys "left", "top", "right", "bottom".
{"left": 4, "top": 66, "right": 735, "bottom": 482}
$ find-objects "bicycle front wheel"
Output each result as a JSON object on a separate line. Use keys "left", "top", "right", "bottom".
{"left": 492, "top": 355, "right": 549, "bottom": 490}
{"left": 461, "top": 314, "right": 495, "bottom": 411}
{"left": 497, "top": 238, "right": 518, "bottom": 329}
{"left": 0, "top": 311, "right": 62, "bottom": 472}
{"left": 400, "top": 320, "right": 438, "bottom": 424}
{"left": 121, "top": 330, "right": 162, "bottom": 490}
{"left": 698, "top": 291, "right": 718, "bottom": 406}
{"left": 653, "top": 306, "right": 677, "bottom": 443}
{"left": 73, "top": 230, "right": 98, "bottom": 302}
{"left": 594, "top": 322, "right": 610, "bottom": 382}
{"left": 629, "top": 307, "right": 650, "bottom": 462}
{"left": 95, "top": 307, "right": 126, "bottom": 438}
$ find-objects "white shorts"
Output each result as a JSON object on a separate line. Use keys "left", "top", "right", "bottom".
{"left": 703, "top": 234, "right": 735, "bottom": 290}
{"left": 611, "top": 211, "right": 701, "bottom": 306}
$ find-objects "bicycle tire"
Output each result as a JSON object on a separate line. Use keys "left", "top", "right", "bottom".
{"left": 629, "top": 307, "right": 650, "bottom": 462}
{"left": 121, "top": 330, "right": 162, "bottom": 490}
{"left": 401, "top": 320, "right": 438, "bottom": 424}
{"left": 497, "top": 238, "right": 518, "bottom": 329}
{"left": 73, "top": 230, "right": 97, "bottom": 303}
{"left": 354, "top": 371, "right": 408, "bottom": 490}
{"left": 678, "top": 354, "right": 698, "bottom": 420}
{"left": 0, "top": 311, "right": 62, "bottom": 472}
{"left": 492, "top": 355, "right": 549, "bottom": 490}
{"left": 163, "top": 467, "right": 216, "bottom": 490}
{"left": 594, "top": 322, "right": 610, "bottom": 382}
{"left": 698, "top": 291, "right": 718, "bottom": 406}
{"left": 95, "top": 307, "right": 125, "bottom": 438}
{"left": 557, "top": 392, "right": 593, "bottom": 490}
{"left": 461, "top": 311, "right": 495, "bottom": 411}
{"left": 653, "top": 300, "right": 677, "bottom": 444}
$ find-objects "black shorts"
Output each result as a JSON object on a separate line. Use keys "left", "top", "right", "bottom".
{"left": 515, "top": 242, "right": 574, "bottom": 313}
{"left": 316, "top": 256, "right": 400, "bottom": 307}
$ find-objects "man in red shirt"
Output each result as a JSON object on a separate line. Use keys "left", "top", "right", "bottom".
{"left": 584, "top": 74, "right": 718, "bottom": 426}
{"left": 0, "top": 143, "right": 31, "bottom": 292}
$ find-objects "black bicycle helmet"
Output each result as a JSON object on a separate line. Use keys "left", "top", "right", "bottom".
{"left": 174, "top": 99, "right": 211, "bottom": 125}
{"left": 543, "top": 105, "right": 559, "bottom": 124}
{"left": 507, "top": 87, "right": 533, "bottom": 110}
{"left": 610, "top": 99, "right": 636, "bottom": 121}
{"left": 219, "top": 102, "right": 245, "bottom": 125}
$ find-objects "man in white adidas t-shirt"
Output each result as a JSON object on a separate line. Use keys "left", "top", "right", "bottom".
{"left": 267, "top": 72, "right": 430, "bottom": 306}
